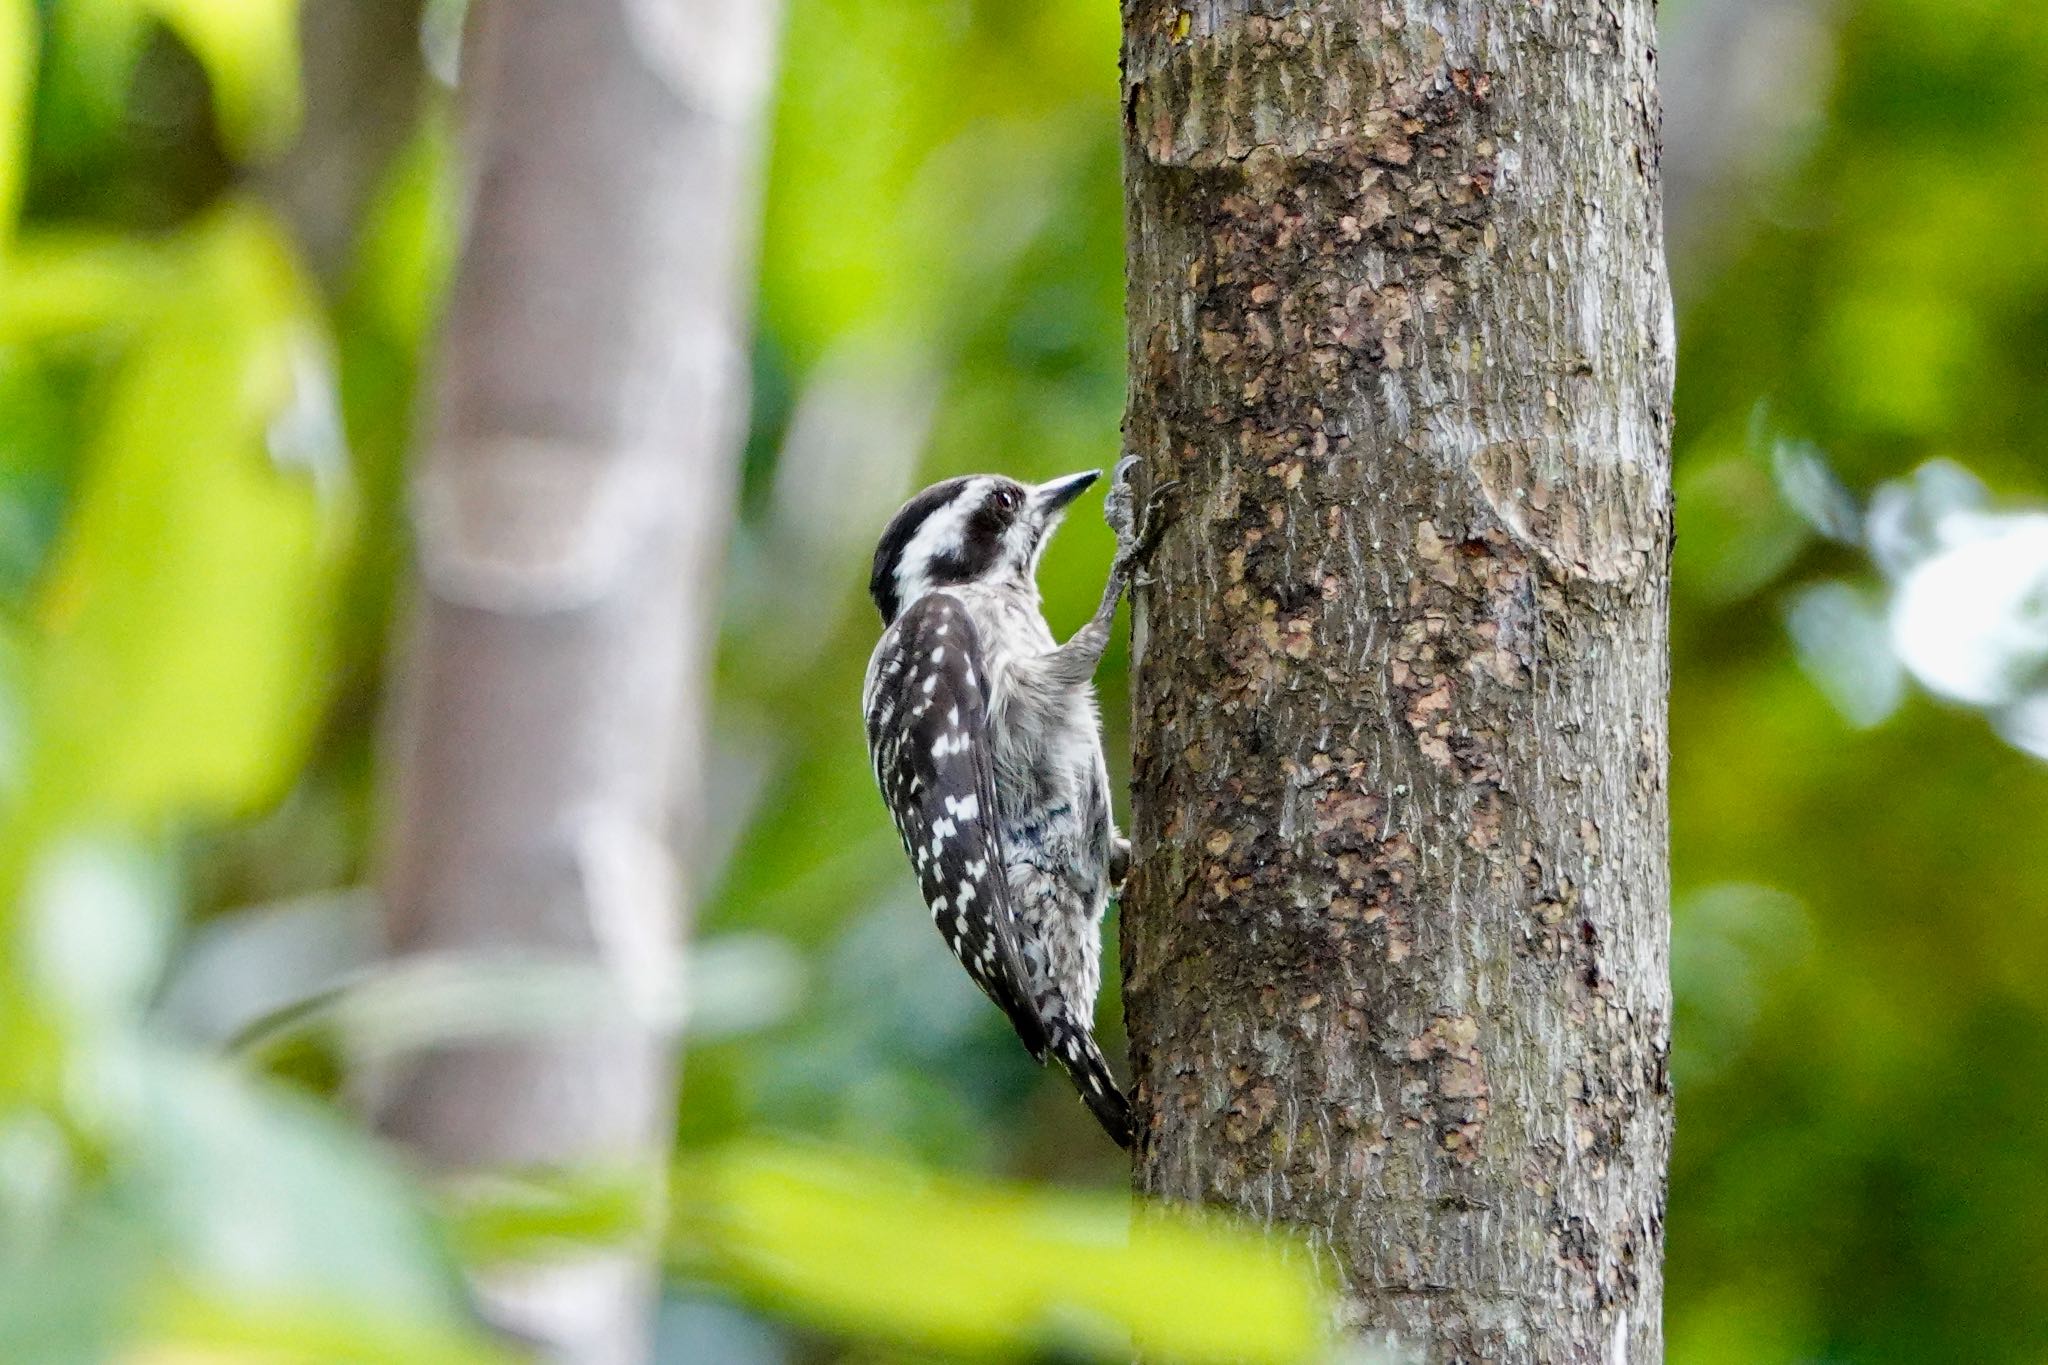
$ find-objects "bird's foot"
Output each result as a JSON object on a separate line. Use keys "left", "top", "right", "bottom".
{"left": 1105, "top": 453, "right": 1176, "bottom": 584}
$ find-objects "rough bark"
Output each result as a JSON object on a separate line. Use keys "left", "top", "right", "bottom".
{"left": 1118, "top": 4, "right": 1673, "bottom": 1361}
{"left": 372, "top": 3, "right": 778, "bottom": 1362}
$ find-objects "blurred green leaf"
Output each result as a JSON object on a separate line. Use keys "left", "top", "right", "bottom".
{"left": 1782, "top": 579, "right": 1903, "bottom": 728}
{"left": 438, "top": 1166, "right": 663, "bottom": 1267}
{"left": 39, "top": 0, "right": 151, "bottom": 156}
{"left": 0, "top": 230, "right": 176, "bottom": 342}
{"left": 0, "top": 0, "right": 31, "bottom": 249}
{"left": 11, "top": 1053, "right": 502, "bottom": 1364}
{"left": 37, "top": 0, "right": 299, "bottom": 167}
{"left": 1673, "top": 444, "right": 1811, "bottom": 605}
{"left": 36, "top": 0, "right": 301, "bottom": 169}
{"left": 137, "top": 0, "right": 302, "bottom": 161}
{"left": 1769, "top": 437, "right": 1860, "bottom": 544}
{"left": 0, "top": 1182, "right": 148, "bottom": 1365}
{"left": 228, "top": 951, "right": 653, "bottom": 1069}
{"left": 349, "top": 107, "right": 458, "bottom": 352}
{"left": 128, "top": 1285, "right": 516, "bottom": 1365}
{"left": 23, "top": 832, "right": 177, "bottom": 1029}
{"left": 24, "top": 201, "right": 351, "bottom": 832}
{"left": 114, "top": 1048, "right": 469, "bottom": 1328}
{"left": 672, "top": 1142, "right": 1331, "bottom": 1363}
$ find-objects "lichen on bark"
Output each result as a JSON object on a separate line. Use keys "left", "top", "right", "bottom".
{"left": 1118, "top": 3, "right": 1674, "bottom": 1359}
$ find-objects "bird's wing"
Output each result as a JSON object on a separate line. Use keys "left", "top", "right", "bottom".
{"left": 863, "top": 591, "right": 1050, "bottom": 1060}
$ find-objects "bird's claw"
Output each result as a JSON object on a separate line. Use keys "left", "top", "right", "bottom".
{"left": 1105, "top": 453, "right": 1175, "bottom": 578}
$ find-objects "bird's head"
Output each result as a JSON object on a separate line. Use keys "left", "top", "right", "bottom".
{"left": 868, "top": 470, "right": 1100, "bottom": 624}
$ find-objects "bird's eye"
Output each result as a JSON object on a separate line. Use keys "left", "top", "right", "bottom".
{"left": 992, "top": 485, "right": 1022, "bottom": 512}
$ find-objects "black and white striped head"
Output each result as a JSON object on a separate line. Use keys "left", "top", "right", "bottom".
{"left": 868, "top": 470, "right": 1099, "bottom": 624}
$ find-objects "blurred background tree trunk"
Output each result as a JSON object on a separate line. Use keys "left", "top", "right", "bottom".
{"left": 1118, "top": 3, "right": 1674, "bottom": 1359}
{"left": 372, "top": 3, "right": 779, "bottom": 1362}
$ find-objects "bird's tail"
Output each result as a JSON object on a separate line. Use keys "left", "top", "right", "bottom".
{"left": 1044, "top": 1011, "right": 1133, "bottom": 1148}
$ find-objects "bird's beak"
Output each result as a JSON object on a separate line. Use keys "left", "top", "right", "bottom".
{"left": 1032, "top": 469, "right": 1101, "bottom": 516}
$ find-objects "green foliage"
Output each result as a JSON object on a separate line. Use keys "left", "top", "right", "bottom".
{"left": 0, "top": 9, "right": 501, "bottom": 1359}
{"left": 41, "top": 0, "right": 301, "bottom": 164}
{"left": 136, "top": 0, "right": 302, "bottom": 158}
{"left": 671, "top": 1142, "right": 1329, "bottom": 1363}
{"left": 0, "top": 0, "right": 30, "bottom": 246}
{"left": 25, "top": 203, "right": 349, "bottom": 831}
{"left": 438, "top": 1166, "right": 663, "bottom": 1268}
{"left": 1665, "top": 0, "right": 2048, "bottom": 1359}
{"left": 111, "top": 1049, "right": 470, "bottom": 1327}
{"left": 0, "top": 230, "right": 172, "bottom": 340}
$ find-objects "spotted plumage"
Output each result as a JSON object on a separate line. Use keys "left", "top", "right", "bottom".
{"left": 861, "top": 469, "right": 1137, "bottom": 1146}
{"left": 864, "top": 591, "right": 1048, "bottom": 1056}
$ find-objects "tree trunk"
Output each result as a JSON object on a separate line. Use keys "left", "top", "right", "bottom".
{"left": 372, "top": 3, "right": 778, "bottom": 1362}
{"left": 1117, "top": 4, "right": 1674, "bottom": 1361}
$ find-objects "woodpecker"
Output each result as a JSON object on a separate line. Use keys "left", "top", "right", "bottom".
{"left": 861, "top": 463, "right": 1142, "bottom": 1146}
